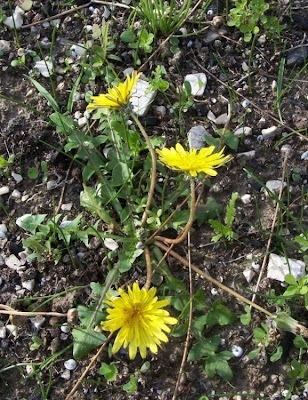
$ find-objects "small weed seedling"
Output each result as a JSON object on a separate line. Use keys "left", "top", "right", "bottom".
{"left": 209, "top": 192, "right": 239, "bottom": 244}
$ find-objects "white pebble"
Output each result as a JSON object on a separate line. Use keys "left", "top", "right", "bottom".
{"left": 5, "top": 254, "right": 22, "bottom": 271}
{"left": 61, "top": 370, "right": 71, "bottom": 380}
{"left": 6, "top": 324, "right": 18, "bottom": 337}
{"left": 242, "top": 61, "right": 248, "bottom": 72}
{"left": 0, "top": 326, "right": 6, "bottom": 339}
{"left": 70, "top": 44, "right": 86, "bottom": 58}
{"left": 231, "top": 345, "right": 243, "bottom": 357}
{"left": 241, "top": 194, "right": 252, "bottom": 204}
{"left": 281, "top": 145, "right": 293, "bottom": 156}
{"left": 234, "top": 127, "right": 252, "bottom": 137}
{"left": 241, "top": 100, "right": 250, "bottom": 108}
{"left": 237, "top": 150, "right": 256, "bottom": 160}
{"left": 251, "top": 262, "right": 260, "bottom": 271}
{"left": 243, "top": 268, "right": 255, "bottom": 283}
{"left": 64, "top": 359, "right": 77, "bottom": 371}
{"left": 22, "top": 279, "right": 35, "bottom": 291}
{"left": 12, "top": 172, "right": 23, "bottom": 183}
{"left": 50, "top": 19, "right": 61, "bottom": 28}
{"left": 30, "top": 316, "right": 45, "bottom": 330}
{"left": 11, "top": 189, "right": 21, "bottom": 199}
{"left": 61, "top": 323, "right": 71, "bottom": 333}
{"left": 301, "top": 151, "right": 308, "bottom": 161}
{"left": 104, "top": 238, "right": 119, "bottom": 251}
{"left": 211, "top": 288, "right": 218, "bottom": 296}
{"left": 4, "top": 7, "right": 24, "bottom": 30}
{"left": 261, "top": 126, "right": 278, "bottom": 139}
{"left": 215, "top": 113, "right": 228, "bottom": 125}
{"left": 0, "top": 186, "right": 10, "bottom": 196}
{"left": 0, "top": 224, "right": 7, "bottom": 236}
{"left": 78, "top": 117, "right": 87, "bottom": 128}
{"left": 34, "top": 60, "right": 53, "bottom": 77}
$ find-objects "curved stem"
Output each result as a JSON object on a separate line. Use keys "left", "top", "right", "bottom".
{"left": 155, "top": 177, "right": 195, "bottom": 245}
{"left": 143, "top": 245, "right": 152, "bottom": 290}
{"left": 130, "top": 112, "right": 157, "bottom": 228}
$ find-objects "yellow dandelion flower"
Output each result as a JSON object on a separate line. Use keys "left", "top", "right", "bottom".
{"left": 157, "top": 143, "right": 232, "bottom": 177}
{"left": 101, "top": 282, "right": 177, "bottom": 360}
{"left": 87, "top": 70, "right": 141, "bottom": 111}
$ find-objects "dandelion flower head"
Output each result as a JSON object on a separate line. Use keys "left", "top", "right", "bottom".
{"left": 157, "top": 143, "right": 232, "bottom": 177}
{"left": 87, "top": 70, "right": 141, "bottom": 111}
{"left": 101, "top": 282, "right": 177, "bottom": 360}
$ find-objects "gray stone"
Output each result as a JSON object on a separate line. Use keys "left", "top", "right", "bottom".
{"left": 11, "top": 189, "right": 21, "bottom": 199}
{"left": 265, "top": 180, "right": 287, "bottom": 195}
{"left": 214, "top": 113, "right": 228, "bottom": 125}
{"left": 203, "top": 26, "right": 227, "bottom": 44}
{"left": 237, "top": 151, "right": 256, "bottom": 160}
{"left": 187, "top": 126, "right": 211, "bottom": 150}
{"left": 130, "top": 80, "right": 157, "bottom": 117}
{"left": 64, "top": 359, "right": 77, "bottom": 371}
{"left": 22, "top": 279, "right": 35, "bottom": 291}
{"left": 34, "top": 60, "right": 53, "bottom": 77}
{"left": 78, "top": 117, "right": 87, "bottom": 127}
{"left": 0, "top": 40, "right": 11, "bottom": 53}
{"left": 153, "top": 105, "right": 166, "bottom": 118}
{"left": 70, "top": 44, "right": 86, "bottom": 58}
{"left": 3, "top": 6, "right": 24, "bottom": 29}
{"left": 281, "top": 144, "right": 293, "bottom": 157}
{"left": 261, "top": 126, "right": 278, "bottom": 140}
{"left": 5, "top": 254, "right": 22, "bottom": 271}
{"left": 267, "top": 253, "right": 305, "bottom": 282}
{"left": 30, "top": 316, "right": 45, "bottom": 330}
{"left": 183, "top": 73, "right": 207, "bottom": 96}
{"left": 11, "top": 172, "right": 23, "bottom": 183}
{"left": 234, "top": 127, "right": 252, "bottom": 137}
{"left": 104, "top": 238, "right": 119, "bottom": 251}
{"left": 243, "top": 268, "right": 255, "bottom": 283}
{"left": 0, "top": 224, "right": 7, "bottom": 237}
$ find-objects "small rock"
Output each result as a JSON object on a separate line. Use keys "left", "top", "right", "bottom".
{"left": 231, "top": 345, "right": 243, "bottom": 357}
{"left": 49, "top": 337, "right": 60, "bottom": 354}
{"left": 30, "top": 316, "right": 45, "bottom": 330}
{"left": 243, "top": 268, "right": 255, "bottom": 283}
{"left": 0, "top": 40, "right": 11, "bottom": 53}
{"left": 34, "top": 60, "right": 53, "bottom": 77}
{"left": 104, "top": 238, "right": 119, "bottom": 251}
{"left": 286, "top": 45, "right": 308, "bottom": 66}
{"left": 237, "top": 151, "right": 256, "bottom": 160}
{"left": 267, "top": 253, "right": 305, "bottom": 282}
{"left": 67, "top": 308, "right": 78, "bottom": 325}
{"left": 78, "top": 117, "right": 87, "bottom": 127}
{"left": 61, "top": 203, "right": 73, "bottom": 211}
{"left": 153, "top": 105, "right": 166, "bottom": 118}
{"left": 11, "top": 189, "right": 21, "bottom": 199}
{"left": 130, "top": 80, "right": 157, "bottom": 117}
{"left": 61, "top": 323, "right": 71, "bottom": 334}
{"left": 234, "top": 127, "right": 252, "bottom": 137}
{"left": 261, "top": 126, "right": 278, "bottom": 140}
{"left": 207, "top": 110, "right": 216, "bottom": 122}
{"left": 22, "top": 279, "right": 35, "bottom": 291}
{"left": 60, "top": 220, "right": 73, "bottom": 228}
{"left": 46, "top": 180, "right": 58, "bottom": 190}
{"left": 89, "top": 236, "right": 101, "bottom": 250}
{"left": 70, "top": 44, "right": 86, "bottom": 58}
{"left": 11, "top": 172, "right": 23, "bottom": 183}
{"left": 301, "top": 151, "right": 308, "bottom": 161}
{"left": 0, "top": 186, "right": 10, "bottom": 196}
{"left": 61, "top": 369, "right": 71, "bottom": 380}
{"left": 3, "top": 6, "right": 24, "bottom": 29}
{"left": 0, "top": 327, "right": 6, "bottom": 339}
{"left": 5, "top": 254, "right": 22, "bottom": 271}
{"left": 50, "top": 19, "right": 61, "bottom": 28}
{"left": 251, "top": 262, "right": 260, "bottom": 271}
{"left": 204, "top": 26, "right": 227, "bottom": 44}
{"left": 102, "top": 6, "right": 110, "bottom": 18}
{"left": 241, "top": 100, "right": 250, "bottom": 108}
{"left": 214, "top": 113, "right": 228, "bottom": 125}
{"left": 281, "top": 144, "right": 293, "bottom": 157}
{"left": 241, "top": 194, "right": 252, "bottom": 204}
{"left": 187, "top": 126, "right": 211, "bottom": 150}
{"left": 265, "top": 180, "right": 287, "bottom": 195}
{"left": 183, "top": 73, "right": 207, "bottom": 96}
{"left": 242, "top": 61, "right": 248, "bottom": 72}
{"left": 6, "top": 325, "right": 18, "bottom": 337}
{"left": 0, "top": 224, "right": 8, "bottom": 237}
{"left": 64, "top": 359, "right": 77, "bottom": 371}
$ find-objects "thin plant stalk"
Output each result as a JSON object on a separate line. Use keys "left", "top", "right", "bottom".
{"left": 155, "top": 177, "right": 195, "bottom": 245}
{"left": 130, "top": 112, "right": 156, "bottom": 228}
